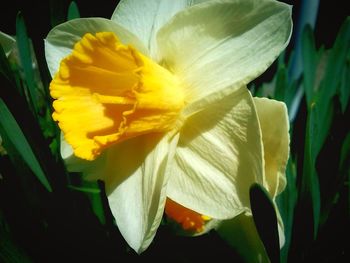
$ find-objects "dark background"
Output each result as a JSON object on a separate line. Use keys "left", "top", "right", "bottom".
{"left": 1, "top": 0, "right": 349, "bottom": 48}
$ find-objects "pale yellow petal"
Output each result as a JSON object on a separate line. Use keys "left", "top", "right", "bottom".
{"left": 217, "top": 213, "right": 270, "bottom": 263}
{"left": 158, "top": 0, "right": 292, "bottom": 105}
{"left": 45, "top": 17, "right": 147, "bottom": 77}
{"left": 167, "top": 86, "right": 264, "bottom": 219}
{"left": 254, "top": 97, "right": 290, "bottom": 197}
{"left": 111, "top": 0, "right": 209, "bottom": 58}
{"left": 77, "top": 133, "right": 179, "bottom": 253}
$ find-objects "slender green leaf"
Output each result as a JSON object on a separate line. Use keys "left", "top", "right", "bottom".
{"left": 67, "top": 1, "right": 80, "bottom": 20}
{"left": 16, "top": 12, "right": 40, "bottom": 116}
{"left": 277, "top": 157, "right": 297, "bottom": 263}
{"left": 0, "top": 98, "right": 52, "bottom": 192}
{"left": 250, "top": 183, "right": 280, "bottom": 263}
{"left": 310, "top": 94, "right": 334, "bottom": 159}
{"left": 301, "top": 25, "right": 317, "bottom": 107}
{"left": 0, "top": 44, "right": 13, "bottom": 80}
{"left": 303, "top": 108, "right": 321, "bottom": 239}
{"left": 321, "top": 17, "right": 350, "bottom": 102}
{"left": 340, "top": 48, "right": 350, "bottom": 113}
{"left": 274, "top": 65, "right": 287, "bottom": 102}
{"left": 68, "top": 185, "right": 100, "bottom": 194}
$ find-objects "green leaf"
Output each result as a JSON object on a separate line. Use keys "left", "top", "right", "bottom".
{"left": 0, "top": 44, "right": 13, "bottom": 81}
{"left": 250, "top": 183, "right": 280, "bottom": 263}
{"left": 67, "top": 1, "right": 80, "bottom": 20}
{"left": 274, "top": 64, "right": 287, "bottom": 102}
{"left": 302, "top": 108, "right": 322, "bottom": 239}
{"left": 16, "top": 12, "right": 40, "bottom": 116}
{"left": 0, "top": 98, "right": 52, "bottom": 192}
{"left": 339, "top": 48, "right": 350, "bottom": 113}
{"left": 277, "top": 157, "right": 297, "bottom": 263}
{"left": 301, "top": 25, "right": 317, "bottom": 107}
{"left": 68, "top": 185, "right": 100, "bottom": 194}
{"left": 321, "top": 17, "right": 350, "bottom": 103}
{"left": 310, "top": 95, "right": 334, "bottom": 160}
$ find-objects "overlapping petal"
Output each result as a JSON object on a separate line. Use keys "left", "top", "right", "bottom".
{"left": 111, "top": 0, "right": 209, "bottom": 58}
{"left": 45, "top": 18, "right": 147, "bottom": 76}
{"left": 67, "top": 133, "right": 178, "bottom": 253}
{"left": 254, "top": 97, "right": 289, "bottom": 197}
{"left": 218, "top": 213, "right": 270, "bottom": 263}
{"left": 167, "top": 87, "right": 264, "bottom": 219}
{"left": 106, "top": 133, "right": 178, "bottom": 253}
{"left": 216, "top": 97, "right": 290, "bottom": 258}
{"left": 157, "top": 0, "right": 292, "bottom": 106}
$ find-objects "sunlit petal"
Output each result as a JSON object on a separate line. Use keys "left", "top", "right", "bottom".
{"left": 94, "top": 133, "right": 179, "bottom": 253}
{"left": 111, "top": 0, "right": 209, "bottom": 58}
{"left": 254, "top": 97, "right": 289, "bottom": 197}
{"left": 158, "top": 0, "right": 292, "bottom": 105}
{"left": 45, "top": 17, "right": 147, "bottom": 77}
{"left": 167, "top": 87, "right": 264, "bottom": 219}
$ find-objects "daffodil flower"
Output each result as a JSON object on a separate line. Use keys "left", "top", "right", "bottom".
{"left": 45, "top": 0, "right": 292, "bottom": 253}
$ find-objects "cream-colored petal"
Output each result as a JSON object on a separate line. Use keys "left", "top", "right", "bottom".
{"left": 254, "top": 97, "right": 290, "bottom": 198}
{"left": 0, "top": 31, "right": 16, "bottom": 57}
{"left": 217, "top": 213, "right": 270, "bottom": 263}
{"left": 217, "top": 202, "right": 285, "bottom": 262}
{"left": 83, "top": 133, "right": 178, "bottom": 253}
{"left": 167, "top": 86, "right": 264, "bottom": 219}
{"left": 111, "top": 0, "right": 208, "bottom": 58}
{"left": 44, "top": 17, "right": 147, "bottom": 77}
{"left": 59, "top": 132, "right": 106, "bottom": 173}
{"left": 158, "top": 0, "right": 292, "bottom": 104}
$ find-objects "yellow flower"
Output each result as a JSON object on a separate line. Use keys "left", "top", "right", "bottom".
{"left": 45, "top": 0, "right": 292, "bottom": 253}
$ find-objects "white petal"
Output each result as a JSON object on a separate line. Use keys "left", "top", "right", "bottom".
{"left": 217, "top": 203, "right": 285, "bottom": 261}
{"left": 44, "top": 17, "right": 147, "bottom": 77}
{"left": 59, "top": 132, "right": 105, "bottom": 173}
{"left": 0, "top": 31, "right": 16, "bottom": 56}
{"left": 167, "top": 87, "right": 264, "bottom": 219}
{"left": 111, "top": 0, "right": 207, "bottom": 58}
{"left": 158, "top": 0, "right": 292, "bottom": 104}
{"left": 217, "top": 213, "right": 270, "bottom": 263}
{"left": 254, "top": 97, "right": 290, "bottom": 197}
{"left": 100, "top": 133, "right": 179, "bottom": 253}
{"left": 62, "top": 133, "right": 179, "bottom": 252}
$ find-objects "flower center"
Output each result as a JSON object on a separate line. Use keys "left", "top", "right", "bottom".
{"left": 50, "top": 32, "right": 184, "bottom": 160}
{"left": 165, "top": 198, "right": 211, "bottom": 233}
